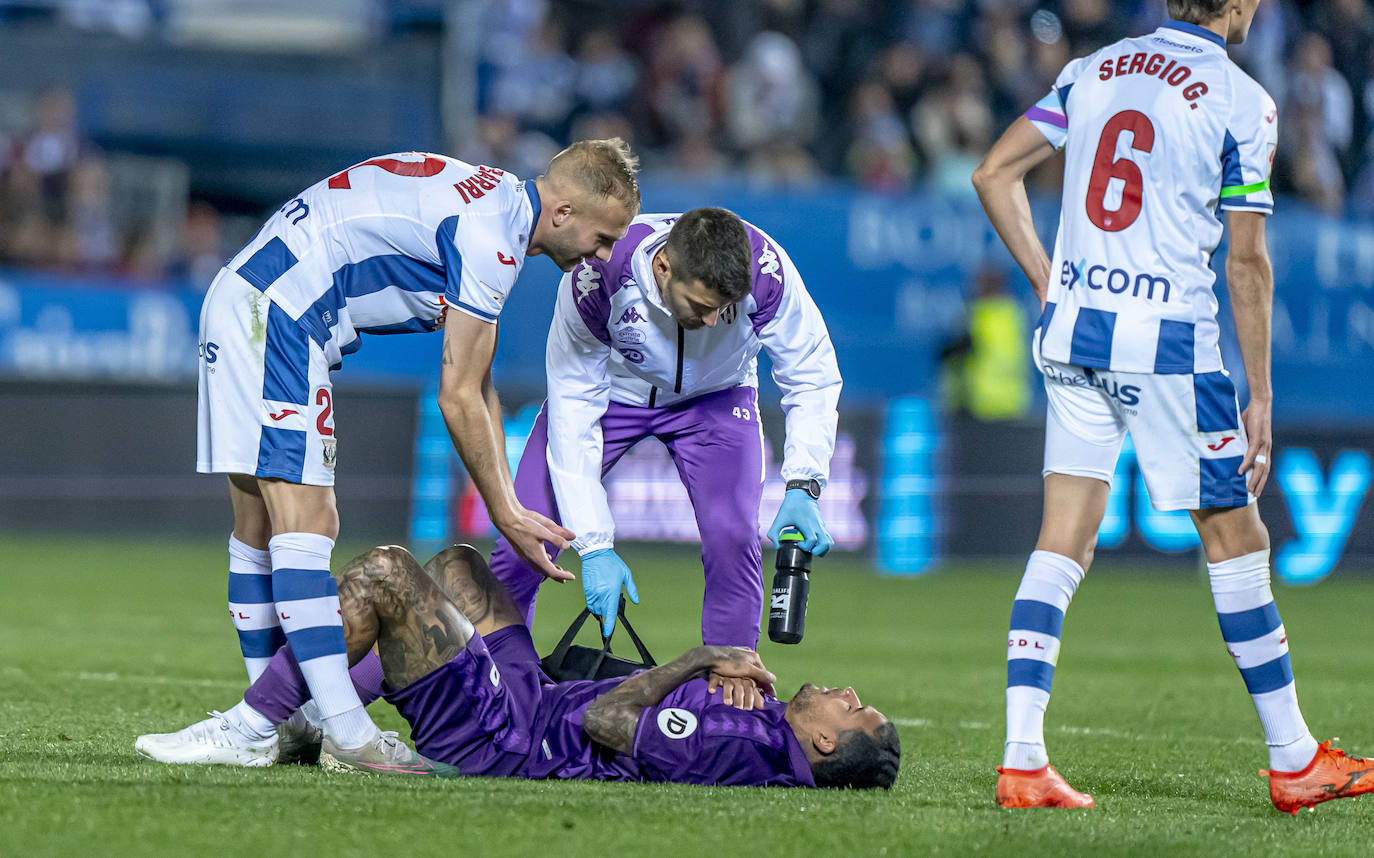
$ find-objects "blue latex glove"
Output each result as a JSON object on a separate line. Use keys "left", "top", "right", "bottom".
{"left": 580, "top": 548, "right": 639, "bottom": 638}
{"left": 767, "top": 489, "right": 834, "bottom": 556}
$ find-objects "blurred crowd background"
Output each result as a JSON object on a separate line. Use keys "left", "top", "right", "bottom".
{"left": 2, "top": 0, "right": 1373, "bottom": 289}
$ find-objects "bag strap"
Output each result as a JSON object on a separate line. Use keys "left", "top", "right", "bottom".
{"left": 546, "top": 607, "right": 597, "bottom": 669}
{"left": 549, "top": 597, "right": 658, "bottom": 673}
{"left": 610, "top": 597, "right": 656, "bottom": 667}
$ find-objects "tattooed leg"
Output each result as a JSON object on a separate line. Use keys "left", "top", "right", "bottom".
{"left": 422, "top": 544, "right": 525, "bottom": 638}
{"left": 337, "top": 546, "right": 475, "bottom": 689}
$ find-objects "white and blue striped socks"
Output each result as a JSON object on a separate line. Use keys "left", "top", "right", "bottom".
{"left": 268, "top": 532, "right": 377, "bottom": 749}
{"left": 1209, "top": 549, "right": 1318, "bottom": 773}
{"left": 227, "top": 536, "right": 285, "bottom": 682}
{"left": 1004, "top": 550, "right": 1085, "bottom": 770}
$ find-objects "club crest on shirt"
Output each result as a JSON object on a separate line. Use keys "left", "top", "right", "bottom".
{"left": 657, "top": 708, "right": 698, "bottom": 739}
{"left": 321, "top": 437, "right": 337, "bottom": 471}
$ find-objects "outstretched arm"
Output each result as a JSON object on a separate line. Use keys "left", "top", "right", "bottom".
{"left": 971, "top": 116, "right": 1059, "bottom": 306}
{"left": 438, "top": 313, "right": 574, "bottom": 580}
{"left": 583, "top": 647, "right": 776, "bottom": 753}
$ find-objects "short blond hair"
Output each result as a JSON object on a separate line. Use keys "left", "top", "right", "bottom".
{"left": 546, "top": 137, "right": 641, "bottom": 212}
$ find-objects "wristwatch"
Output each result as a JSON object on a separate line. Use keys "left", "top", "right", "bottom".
{"left": 786, "top": 478, "right": 822, "bottom": 500}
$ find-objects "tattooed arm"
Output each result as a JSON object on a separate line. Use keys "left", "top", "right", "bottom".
{"left": 583, "top": 647, "right": 777, "bottom": 753}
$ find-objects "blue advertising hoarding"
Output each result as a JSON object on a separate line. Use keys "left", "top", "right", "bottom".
{"left": 1, "top": 185, "right": 1369, "bottom": 576}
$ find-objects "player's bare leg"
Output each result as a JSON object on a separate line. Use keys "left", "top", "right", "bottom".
{"left": 1192, "top": 503, "right": 1374, "bottom": 812}
{"left": 292, "top": 545, "right": 465, "bottom": 775}
{"left": 421, "top": 544, "right": 525, "bottom": 639}
{"left": 336, "top": 546, "right": 476, "bottom": 689}
{"left": 998, "top": 474, "right": 1105, "bottom": 809}
{"left": 1033, "top": 474, "right": 1111, "bottom": 571}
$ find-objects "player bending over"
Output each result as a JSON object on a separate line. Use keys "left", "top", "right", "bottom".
{"left": 973, "top": 0, "right": 1374, "bottom": 813}
{"left": 188, "top": 140, "right": 637, "bottom": 770}
{"left": 491, "top": 207, "right": 843, "bottom": 645}
{"left": 137, "top": 545, "right": 899, "bottom": 789}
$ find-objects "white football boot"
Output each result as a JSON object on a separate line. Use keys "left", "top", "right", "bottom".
{"left": 135, "top": 711, "right": 279, "bottom": 767}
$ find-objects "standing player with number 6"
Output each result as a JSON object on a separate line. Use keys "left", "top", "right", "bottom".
{"left": 974, "top": 0, "right": 1374, "bottom": 813}
{"left": 164, "top": 141, "right": 638, "bottom": 770}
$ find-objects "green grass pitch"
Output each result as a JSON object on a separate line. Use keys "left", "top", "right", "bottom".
{"left": 1, "top": 535, "right": 1371, "bottom": 857}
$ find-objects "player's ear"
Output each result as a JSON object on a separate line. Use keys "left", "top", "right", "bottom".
{"left": 551, "top": 199, "right": 574, "bottom": 227}
{"left": 812, "top": 728, "right": 837, "bottom": 757}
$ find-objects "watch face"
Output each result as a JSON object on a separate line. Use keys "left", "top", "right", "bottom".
{"left": 790, "top": 479, "right": 820, "bottom": 499}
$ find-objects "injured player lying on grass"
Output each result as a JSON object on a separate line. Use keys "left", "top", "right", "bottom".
{"left": 136, "top": 545, "right": 899, "bottom": 789}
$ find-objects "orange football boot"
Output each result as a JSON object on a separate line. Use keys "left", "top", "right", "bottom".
{"left": 1263, "top": 740, "right": 1374, "bottom": 815}
{"left": 996, "top": 764, "right": 1095, "bottom": 808}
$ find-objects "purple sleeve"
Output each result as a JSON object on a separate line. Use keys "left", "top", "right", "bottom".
{"left": 745, "top": 228, "right": 787, "bottom": 333}
{"left": 630, "top": 679, "right": 812, "bottom": 787}
{"left": 569, "top": 260, "right": 613, "bottom": 346}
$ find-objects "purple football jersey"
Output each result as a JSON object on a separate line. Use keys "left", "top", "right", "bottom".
{"left": 386, "top": 627, "right": 813, "bottom": 787}
{"left": 624, "top": 677, "right": 815, "bottom": 787}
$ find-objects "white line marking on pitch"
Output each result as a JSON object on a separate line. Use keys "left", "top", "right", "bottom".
{"left": 69, "top": 671, "right": 245, "bottom": 689}
{"left": 891, "top": 717, "right": 1250, "bottom": 746}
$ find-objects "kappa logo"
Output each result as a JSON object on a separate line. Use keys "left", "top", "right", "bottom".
{"left": 757, "top": 246, "right": 782, "bottom": 283}
{"left": 618, "top": 306, "right": 648, "bottom": 324}
{"left": 576, "top": 265, "right": 602, "bottom": 303}
{"left": 1208, "top": 436, "right": 1237, "bottom": 451}
{"left": 657, "top": 707, "right": 698, "bottom": 739}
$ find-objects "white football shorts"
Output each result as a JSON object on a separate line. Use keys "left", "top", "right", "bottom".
{"left": 196, "top": 268, "right": 338, "bottom": 486}
{"left": 1035, "top": 337, "right": 1254, "bottom": 512}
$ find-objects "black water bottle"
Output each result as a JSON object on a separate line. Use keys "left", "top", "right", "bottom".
{"left": 768, "top": 527, "right": 812, "bottom": 644}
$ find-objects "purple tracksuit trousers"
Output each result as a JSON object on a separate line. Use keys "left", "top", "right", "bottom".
{"left": 490, "top": 386, "right": 766, "bottom": 647}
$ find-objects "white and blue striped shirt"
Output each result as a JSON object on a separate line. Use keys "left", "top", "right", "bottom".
{"left": 1025, "top": 21, "right": 1277, "bottom": 374}
{"left": 225, "top": 152, "right": 539, "bottom": 369}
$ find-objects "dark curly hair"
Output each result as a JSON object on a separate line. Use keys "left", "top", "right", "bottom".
{"left": 810, "top": 722, "right": 902, "bottom": 790}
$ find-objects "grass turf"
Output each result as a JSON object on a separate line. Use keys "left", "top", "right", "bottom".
{"left": 1, "top": 534, "right": 1371, "bottom": 857}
